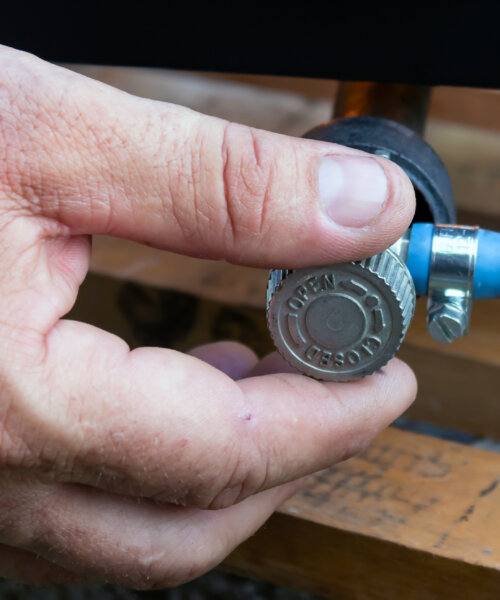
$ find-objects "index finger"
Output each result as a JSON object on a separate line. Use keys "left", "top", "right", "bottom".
{"left": 1, "top": 45, "right": 415, "bottom": 270}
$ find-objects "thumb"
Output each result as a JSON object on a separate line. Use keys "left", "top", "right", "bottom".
{"left": 2, "top": 46, "right": 415, "bottom": 268}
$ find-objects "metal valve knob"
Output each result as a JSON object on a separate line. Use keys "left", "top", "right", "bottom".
{"left": 266, "top": 244, "right": 416, "bottom": 382}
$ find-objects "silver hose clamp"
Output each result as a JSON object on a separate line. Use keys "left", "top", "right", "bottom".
{"left": 427, "top": 225, "right": 479, "bottom": 343}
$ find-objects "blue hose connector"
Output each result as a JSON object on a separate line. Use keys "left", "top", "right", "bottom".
{"left": 407, "top": 223, "right": 500, "bottom": 300}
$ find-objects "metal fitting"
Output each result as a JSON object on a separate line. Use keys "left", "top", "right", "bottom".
{"left": 426, "top": 225, "right": 479, "bottom": 344}
{"left": 427, "top": 301, "right": 469, "bottom": 343}
{"left": 266, "top": 236, "right": 415, "bottom": 382}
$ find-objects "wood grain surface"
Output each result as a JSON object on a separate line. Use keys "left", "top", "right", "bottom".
{"left": 225, "top": 427, "right": 500, "bottom": 599}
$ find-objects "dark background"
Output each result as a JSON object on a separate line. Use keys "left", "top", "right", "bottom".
{"left": 2, "top": 2, "right": 500, "bottom": 88}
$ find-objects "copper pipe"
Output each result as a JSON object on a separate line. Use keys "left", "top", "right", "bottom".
{"left": 333, "top": 82, "right": 431, "bottom": 135}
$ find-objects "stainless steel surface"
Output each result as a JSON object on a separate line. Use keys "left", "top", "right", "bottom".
{"left": 266, "top": 245, "right": 415, "bottom": 382}
{"left": 389, "top": 229, "right": 411, "bottom": 263}
{"left": 428, "top": 302, "right": 469, "bottom": 344}
{"left": 375, "top": 149, "right": 392, "bottom": 160}
{"left": 426, "top": 225, "right": 479, "bottom": 343}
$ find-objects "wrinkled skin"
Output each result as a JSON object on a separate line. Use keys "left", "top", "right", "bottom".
{"left": 0, "top": 45, "right": 417, "bottom": 589}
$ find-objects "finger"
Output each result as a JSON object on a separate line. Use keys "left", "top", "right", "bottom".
{"left": 0, "top": 545, "right": 90, "bottom": 586}
{"left": 35, "top": 321, "right": 416, "bottom": 509}
{"left": 4, "top": 479, "right": 299, "bottom": 589}
{"left": 249, "top": 351, "right": 301, "bottom": 376}
{"left": 1, "top": 46, "right": 415, "bottom": 272}
{"left": 188, "top": 341, "right": 258, "bottom": 379}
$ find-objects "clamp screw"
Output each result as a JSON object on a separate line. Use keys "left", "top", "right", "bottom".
{"left": 427, "top": 302, "right": 468, "bottom": 344}
{"left": 374, "top": 149, "right": 392, "bottom": 160}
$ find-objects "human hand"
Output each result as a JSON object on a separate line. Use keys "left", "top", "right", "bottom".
{"left": 0, "top": 46, "right": 416, "bottom": 588}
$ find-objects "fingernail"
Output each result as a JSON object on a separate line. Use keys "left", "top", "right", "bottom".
{"left": 319, "top": 156, "right": 388, "bottom": 227}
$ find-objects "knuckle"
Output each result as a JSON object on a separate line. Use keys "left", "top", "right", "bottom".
{"left": 125, "top": 568, "right": 196, "bottom": 591}
{"left": 0, "top": 490, "right": 22, "bottom": 539}
{"left": 0, "top": 55, "right": 63, "bottom": 226}
{"left": 0, "top": 388, "right": 40, "bottom": 470}
{"left": 127, "top": 564, "right": 202, "bottom": 590}
{"left": 0, "top": 49, "right": 113, "bottom": 229}
{"left": 0, "top": 54, "right": 49, "bottom": 210}
{"left": 124, "top": 539, "right": 216, "bottom": 590}
{"left": 220, "top": 122, "right": 276, "bottom": 243}
{"left": 0, "top": 481, "right": 49, "bottom": 546}
{"left": 206, "top": 442, "right": 265, "bottom": 510}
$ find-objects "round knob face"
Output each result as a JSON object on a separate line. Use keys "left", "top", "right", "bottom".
{"left": 266, "top": 251, "right": 415, "bottom": 381}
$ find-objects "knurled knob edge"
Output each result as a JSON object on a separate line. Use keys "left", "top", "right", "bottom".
{"left": 266, "top": 249, "right": 416, "bottom": 381}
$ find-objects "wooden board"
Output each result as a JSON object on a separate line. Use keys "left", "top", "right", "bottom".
{"left": 399, "top": 298, "right": 500, "bottom": 438}
{"left": 225, "top": 427, "right": 500, "bottom": 599}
